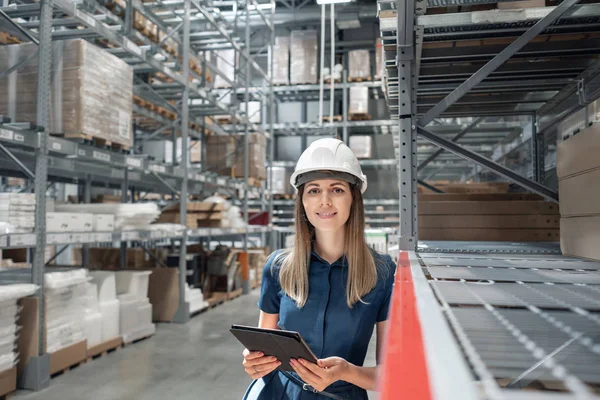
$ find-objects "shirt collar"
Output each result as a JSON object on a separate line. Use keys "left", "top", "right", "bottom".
{"left": 310, "top": 250, "right": 348, "bottom": 267}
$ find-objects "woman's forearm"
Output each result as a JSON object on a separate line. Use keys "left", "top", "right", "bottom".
{"left": 341, "top": 364, "right": 379, "bottom": 392}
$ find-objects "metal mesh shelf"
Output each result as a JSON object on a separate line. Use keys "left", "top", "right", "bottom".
{"left": 418, "top": 241, "right": 563, "bottom": 254}
{"left": 426, "top": 265, "right": 600, "bottom": 284}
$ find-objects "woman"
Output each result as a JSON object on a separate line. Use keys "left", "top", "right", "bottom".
{"left": 242, "top": 138, "right": 396, "bottom": 399}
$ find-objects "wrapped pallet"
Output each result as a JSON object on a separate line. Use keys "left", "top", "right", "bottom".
{"left": 349, "top": 86, "right": 369, "bottom": 115}
{"left": 0, "top": 39, "right": 133, "bottom": 149}
{"left": 214, "top": 49, "right": 236, "bottom": 88}
{"left": 240, "top": 101, "right": 261, "bottom": 123}
{"left": 205, "top": 134, "right": 267, "bottom": 181}
{"left": 349, "top": 136, "right": 373, "bottom": 159}
{"left": 375, "top": 38, "right": 383, "bottom": 80}
{"left": 557, "top": 123, "right": 600, "bottom": 261}
{"left": 348, "top": 50, "right": 371, "bottom": 81}
{"left": 290, "top": 30, "right": 318, "bottom": 84}
{"left": 273, "top": 36, "right": 290, "bottom": 85}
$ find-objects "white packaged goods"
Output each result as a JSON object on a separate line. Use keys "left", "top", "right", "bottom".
{"left": 0, "top": 284, "right": 37, "bottom": 371}
{"left": 375, "top": 38, "right": 383, "bottom": 80}
{"left": 115, "top": 271, "right": 152, "bottom": 299}
{"left": 118, "top": 294, "right": 153, "bottom": 343}
{"left": 240, "top": 101, "right": 261, "bottom": 123}
{"left": 47, "top": 212, "right": 93, "bottom": 232}
{"left": 83, "top": 282, "right": 99, "bottom": 313}
{"left": 93, "top": 214, "right": 115, "bottom": 232}
{"left": 83, "top": 312, "right": 103, "bottom": 348}
{"left": 349, "top": 136, "right": 373, "bottom": 159}
{"left": 214, "top": 49, "right": 236, "bottom": 88}
{"left": 185, "top": 285, "right": 207, "bottom": 314}
{"left": 55, "top": 203, "right": 160, "bottom": 230}
{"left": 89, "top": 271, "right": 117, "bottom": 303}
{"left": 0, "top": 40, "right": 133, "bottom": 149}
{"left": 99, "top": 299, "right": 120, "bottom": 342}
{"left": 0, "top": 194, "right": 36, "bottom": 232}
{"left": 290, "top": 30, "right": 318, "bottom": 84}
{"left": 349, "top": 86, "right": 369, "bottom": 115}
{"left": 270, "top": 167, "right": 288, "bottom": 195}
{"left": 273, "top": 36, "right": 290, "bottom": 85}
{"left": 348, "top": 50, "right": 371, "bottom": 81}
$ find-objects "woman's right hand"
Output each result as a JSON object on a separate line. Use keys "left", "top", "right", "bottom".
{"left": 242, "top": 349, "right": 281, "bottom": 379}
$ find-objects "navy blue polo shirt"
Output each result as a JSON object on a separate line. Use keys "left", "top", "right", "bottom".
{"left": 247, "top": 249, "right": 396, "bottom": 398}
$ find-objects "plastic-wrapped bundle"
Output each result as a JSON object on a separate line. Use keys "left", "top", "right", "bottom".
{"left": 0, "top": 40, "right": 133, "bottom": 149}
{"left": 55, "top": 203, "right": 160, "bottom": 230}
{"left": 349, "top": 86, "right": 369, "bottom": 115}
{"left": 348, "top": 50, "right": 371, "bottom": 81}
{"left": 375, "top": 38, "right": 383, "bottom": 80}
{"left": 349, "top": 136, "right": 373, "bottom": 159}
{"left": 0, "top": 193, "right": 36, "bottom": 233}
{"left": 290, "top": 30, "right": 318, "bottom": 84}
{"left": 214, "top": 49, "right": 236, "bottom": 88}
{"left": 273, "top": 36, "right": 290, "bottom": 85}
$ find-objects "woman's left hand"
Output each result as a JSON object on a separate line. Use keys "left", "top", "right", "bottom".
{"left": 290, "top": 357, "right": 350, "bottom": 392}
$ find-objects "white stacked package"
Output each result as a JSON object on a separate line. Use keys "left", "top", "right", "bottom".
{"left": 55, "top": 203, "right": 160, "bottom": 231}
{"left": 44, "top": 270, "right": 89, "bottom": 353}
{"left": 0, "top": 193, "right": 36, "bottom": 233}
{"left": 82, "top": 282, "right": 103, "bottom": 348}
{"left": 214, "top": 49, "right": 236, "bottom": 88}
{"left": 185, "top": 284, "right": 208, "bottom": 314}
{"left": 375, "top": 38, "right": 383, "bottom": 80}
{"left": 114, "top": 271, "right": 154, "bottom": 343}
{"left": 240, "top": 101, "right": 261, "bottom": 123}
{"left": 349, "top": 86, "right": 369, "bottom": 115}
{"left": 273, "top": 36, "right": 290, "bottom": 85}
{"left": 89, "top": 271, "right": 120, "bottom": 343}
{"left": 348, "top": 50, "right": 371, "bottom": 81}
{"left": 0, "top": 284, "right": 37, "bottom": 372}
{"left": 47, "top": 212, "right": 94, "bottom": 232}
{"left": 349, "top": 135, "right": 373, "bottom": 159}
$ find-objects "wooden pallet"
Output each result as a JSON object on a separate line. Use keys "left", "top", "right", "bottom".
{"left": 348, "top": 113, "right": 372, "bottom": 121}
{"left": 322, "top": 115, "right": 342, "bottom": 122}
{"left": 86, "top": 337, "right": 123, "bottom": 362}
{"left": 123, "top": 333, "right": 153, "bottom": 347}
{"left": 214, "top": 116, "right": 233, "bottom": 124}
{"left": 50, "top": 360, "right": 85, "bottom": 379}
{"left": 273, "top": 194, "right": 294, "bottom": 200}
{"left": 0, "top": 32, "right": 21, "bottom": 45}
{"left": 324, "top": 78, "right": 342, "bottom": 84}
{"left": 59, "top": 133, "right": 131, "bottom": 151}
{"left": 247, "top": 177, "right": 265, "bottom": 188}
{"left": 348, "top": 77, "right": 372, "bottom": 82}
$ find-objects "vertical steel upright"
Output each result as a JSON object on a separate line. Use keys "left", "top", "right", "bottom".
{"left": 242, "top": 0, "right": 251, "bottom": 295}
{"left": 397, "top": 0, "right": 417, "bottom": 251}
{"left": 531, "top": 112, "right": 545, "bottom": 184}
{"left": 23, "top": 0, "right": 52, "bottom": 390}
{"left": 268, "top": 0, "right": 276, "bottom": 252}
{"left": 173, "top": 0, "right": 191, "bottom": 323}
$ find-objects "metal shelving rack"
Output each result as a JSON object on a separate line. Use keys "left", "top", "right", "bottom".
{"left": 378, "top": 0, "right": 600, "bottom": 398}
{"left": 0, "top": 0, "right": 274, "bottom": 389}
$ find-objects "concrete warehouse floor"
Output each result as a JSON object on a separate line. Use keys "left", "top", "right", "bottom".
{"left": 13, "top": 290, "right": 379, "bottom": 400}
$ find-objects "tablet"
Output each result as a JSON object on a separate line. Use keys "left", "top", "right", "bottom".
{"left": 230, "top": 324, "right": 318, "bottom": 372}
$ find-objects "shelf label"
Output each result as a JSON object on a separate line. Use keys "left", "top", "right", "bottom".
{"left": 10, "top": 234, "right": 36, "bottom": 247}
{"left": 149, "top": 164, "right": 166, "bottom": 174}
{"left": 93, "top": 150, "right": 110, "bottom": 162}
{"left": 126, "top": 157, "right": 142, "bottom": 168}
{"left": 0, "top": 129, "right": 14, "bottom": 141}
{"left": 51, "top": 142, "right": 62, "bottom": 151}
{"left": 75, "top": 10, "right": 96, "bottom": 27}
{"left": 14, "top": 134, "right": 24, "bottom": 143}
{"left": 124, "top": 39, "right": 143, "bottom": 57}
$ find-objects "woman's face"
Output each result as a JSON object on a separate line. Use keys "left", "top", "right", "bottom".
{"left": 302, "top": 179, "right": 353, "bottom": 233}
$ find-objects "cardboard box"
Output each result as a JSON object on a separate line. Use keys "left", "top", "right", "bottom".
{"left": 49, "top": 340, "right": 87, "bottom": 375}
{"left": 349, "top": 86, "right": 369, "bottom": 115}
{"left": 418, "top": 201, "right": 559, "bottom": 215}
{"left": 93, "top": 214, "right": 115, "bottom": 232}
{"left": 273, "top": 36, "right": 290, "bottom": 85}
{"left": 419, "top": 214, "right": 559, "bottom": 229}
{"left": 375, "top": 38, "right": 383, "bottom": 80}
{"left": 290, "top": 30, "right": 317, "bottom": 84}
{"left": 0, "top": 368, "right": 16, "bottom": 397}
{"left": 498, "top": 0, "right": 545, "bottom": 9}
{"left": 561, "top": 215, "right": 600, "bottom": 261}
{"left": 349, "top": 135, "right": 373, "bottom": 159}
{"left": 74, "top": 248, "right": 167, "bottom": 269}
{"left": 348, "top": 50, "right": 371, "bottom": 81}
{"left": 559, "top": 168, "right": 600, "bottom": 217}
{"left": 557, "top": 123, "right": 600, "bottom": 179}
{"left": 205, "top": 134, "right": 267, "bottom": 180}
{"left": 417, "top": 193, "right": 543, "bottom": 202}
{"left": 148, "top": 268, "right": 179, "bottom": 322}
{"left": 0, "top": 40, "right": 133, "bottom": 149}
{"left": 419, "top": 228, "right": 559, "bottom": 242}
{"left": 47, "top": 212, "right": 71, "bottom": 232}
{"left": 71, "top": 213, "right": 94, "bottom": 232}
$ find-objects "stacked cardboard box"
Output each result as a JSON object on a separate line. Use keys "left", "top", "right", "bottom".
{"left": 157, "top": 202, "right": 226, "bottom": 228}
{"left": 418, "top": 182, "right": 511, "bottom": 194}
{"left": 349, "top": 86, "right": 369, "bottom": 115}
{"left": 557, "top": 123, "right": 600, "bottom": 261}
{"left": 273, "top": 36, "right": 290, "bottom": 85}
{"left": 205, "top": 134, "right": 267, "bottom": 181}
{"left": 0, "top": 193, "right": 35, "bottom": 233}
{"left": 418, "top": 193, "right": 560, "bottom": 241}
{"left": 375, "top": 38, "right": 383, "bottom": 81}
{"left": 0, "top": 40, "right": 133, "bottom": 149}
{"left": 73, "top": 247, "right": 168, "bottom": 270}
{"left": 290, "top": 30, "right": 318, "bottom": 84}
{"left": 348, "top": 50, "right": 371, "bottom": 81}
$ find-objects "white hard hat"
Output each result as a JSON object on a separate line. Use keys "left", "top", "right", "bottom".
{"left": 290, "top": 138, "right": 367, "bottom": 193}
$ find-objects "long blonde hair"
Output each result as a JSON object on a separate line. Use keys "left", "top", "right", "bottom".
{"left": 275, "top": 183, "right": 380, "bottom": 308}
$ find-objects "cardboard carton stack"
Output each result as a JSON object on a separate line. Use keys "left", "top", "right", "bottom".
{"left": 76, "top": 247, "right": 168, "bottom": 270}
{"left": 557, "top": 123, "right": 600, "bottom": 261}
{"left": 0, "top": 193, "right": 35, "bottom": 233}
{"left": 348, "top": 50, "right": 371, "bottom": 81}
{"left": 273, "top": 36, "right": 290, "bottom": 85}
{"left": 114, "top": 271, "right": 155, "bottom": 343}
{"left": 290, "top": 30, "right": 317, "bottom": 84}
{"left": 349, "top": 87, "right": 369, "bottom": 115}
{"left": 0, "top": 284, "right": 37, "bottom": 397}
{"left": 418, "top": 193, "right": 560, "bottom": 241}
{"left": 375, "top": 38, "right": 383, "bottom": 81}
{"left": 205, "top": 134, "right": 267, "bottom": 181}
{"left": 0, "top": 39, "right": 133, "bottom": 149}
{"left": 157, "top": 202, "right": 226, "bottom": 228}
